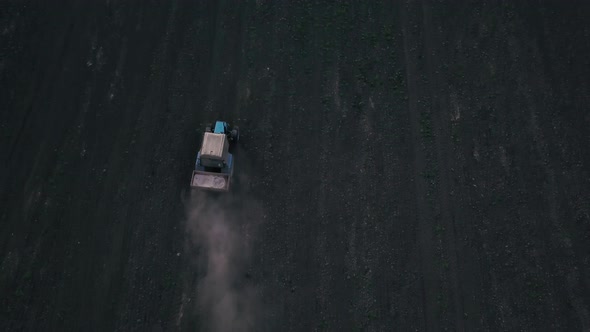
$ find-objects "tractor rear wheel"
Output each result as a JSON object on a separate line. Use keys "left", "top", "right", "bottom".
{"left": 231, "top": 127, "right": 239, "bottom": 142}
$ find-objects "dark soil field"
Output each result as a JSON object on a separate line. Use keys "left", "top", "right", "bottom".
{"left": 2, "top": 1, "right": 590, "bottom": 331}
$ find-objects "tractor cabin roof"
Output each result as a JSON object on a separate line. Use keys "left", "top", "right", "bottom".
{"left": 200, "top": 132, "right": 228, "bottom": 160}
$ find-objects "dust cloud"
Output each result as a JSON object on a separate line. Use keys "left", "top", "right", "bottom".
{"left": 184, "top": 189, "right": 262, "bottom": 332}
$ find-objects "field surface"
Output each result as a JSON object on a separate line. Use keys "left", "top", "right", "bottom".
{"left": 1, "top": 1, "right": 590, "bottom": 331}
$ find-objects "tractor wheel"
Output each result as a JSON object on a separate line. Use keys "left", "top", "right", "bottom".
{"left": 231, "top": 127, "right": 239, "bottom": 142}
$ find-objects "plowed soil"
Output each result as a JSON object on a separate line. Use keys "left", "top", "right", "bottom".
{"left": 2, "top": 1, "right": 590, "bottom": 331}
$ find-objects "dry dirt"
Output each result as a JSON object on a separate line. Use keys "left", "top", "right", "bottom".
{"left": 1, "top": 1, "right": 590, "bottom": 331}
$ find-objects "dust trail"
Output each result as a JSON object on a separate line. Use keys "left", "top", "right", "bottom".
{"left": 185, "top": 190, "right": 261, "bottom": 332}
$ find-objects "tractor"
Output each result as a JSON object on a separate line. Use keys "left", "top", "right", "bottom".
{"left": 190, "top": 121, "right": 239, "bottom": 192}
